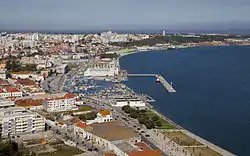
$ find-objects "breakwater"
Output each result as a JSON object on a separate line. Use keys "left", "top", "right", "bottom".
{"left": 127, "top": 74, "right": 176, "bottom": 93}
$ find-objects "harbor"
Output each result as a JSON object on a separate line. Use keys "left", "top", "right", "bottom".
{"left": 127, "top": 73, "right": 176, "bottom": 93}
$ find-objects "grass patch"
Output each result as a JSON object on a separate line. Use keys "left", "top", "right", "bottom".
{"left": 146, "top": 110, "right": 176, "bottom": 129}
{"left": 163, "top": 131, "right": 202, "bottom": 146}
{"left": 39, "top": 146, "right": 83, "bottom": 156}
{"left": 186, "top": 147, "right": 222, "bottom": 156}
{"left": 78, "top": 105, "right": 94, "bottom": 111}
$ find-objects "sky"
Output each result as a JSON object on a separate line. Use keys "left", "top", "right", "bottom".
{"left": 0, "top": 0, "right": 250, "bottom": 31}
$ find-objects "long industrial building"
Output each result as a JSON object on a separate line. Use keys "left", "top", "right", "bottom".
{"left": 84, "top": 61, "right": 119, "bottom": 77}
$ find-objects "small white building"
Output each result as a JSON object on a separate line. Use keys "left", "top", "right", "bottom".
{"left": 10, "top": 72, "right": 36, "bottom": 79}
{"left": 86, "top": 110, "right": 113, "bottom": 124}
{"left": 0, "top": 87, "right": 23, "bottom": 99}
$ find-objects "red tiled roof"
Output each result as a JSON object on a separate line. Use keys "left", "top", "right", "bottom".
{"left": 16, "top": 78, "right": 36, "bottom": 86}
{"left": 99, "top": 110, "right": 110, "bottom": 116}
{"left": 46, "top": 93, "right": 75, "bottom": 101}
{"left": 105, "top": 154, "right": 117, "bottom": 156}
{"left": 58, "top": 122, "right": 64, "bottom": 125}
{"left": 15, "top": 99, "right": 43, "bottom": 107}
{"left": 5, "top": 87, "right": 21, "bottom": 92}
{"left": 134, "top": 142, "right": 151, "bottom": 150}
{"left": 0, "top": 79, "right": 9, "bottom": 86}
{"left": 75, "top": 121, "right": 88, "bottom": 129}
{"left": 129, "top": 150, "right": 162, "bottom": 156}
{"left": 64, "top": 93, "right": 75, "bottom": 98}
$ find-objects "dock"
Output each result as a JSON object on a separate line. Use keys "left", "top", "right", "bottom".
{"left": 127, "top": 74, "right": 176, "bottom": 93}
{"left": 156, "top": 74, "right": 176, "bottom": 92}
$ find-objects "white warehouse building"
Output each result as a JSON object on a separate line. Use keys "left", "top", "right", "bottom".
{"left": 84, "top": 61, "right": 119, "bottom": 77}
{"left": 112, "top": 96, "right": 146, "bottom": 107}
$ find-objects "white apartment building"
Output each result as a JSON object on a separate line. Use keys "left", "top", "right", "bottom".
{"left": 0, "top": 107, "right": 45, "bottom": 137}
{"left": 84, "top": 61, "right": 119, "bottom": 77}
{"left": 43, "top": 93, "right": 78, "bottom": 112}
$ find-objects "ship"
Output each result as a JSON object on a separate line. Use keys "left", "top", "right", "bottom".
{"left": 156, "top": 78, "right": 160, "bottom": 83}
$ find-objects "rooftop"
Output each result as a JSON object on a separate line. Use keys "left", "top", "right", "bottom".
{"left": 0, "top": 79, "right": 10, "bottom": 86}
{"left": 46, "top": 93, "right": 75, "bottom": 101}
{"left": 104, "top": 154, "right": 117, "bottom": 156}
{"left": 15, "top": 99, "right": 43, "bottom": 107}
{"left": 16, "top": 78, "right": 36, "bottom": 86}
{"left": 10, "top": 71, "right": 35, "bottom": 74}
{"left": 128, "top": 150, "right": 162, "bottom": 156}
{"left": 99, "top": 110, "right": 110, "bottom": 116}
{"left": 75, "top": 121, "right": 88, "bottom": 129}
{"left": 86, "top": 121, "right": 139, "bottom": 141}
{"left": 5, "top": 87, "right": 21, "bottom": 93}
{"left": 134, "top": 142, "right": 151, "bottom": 151}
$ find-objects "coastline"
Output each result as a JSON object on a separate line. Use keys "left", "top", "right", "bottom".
{"left": 118, "top": 49, "right": 236, "bottom": 156}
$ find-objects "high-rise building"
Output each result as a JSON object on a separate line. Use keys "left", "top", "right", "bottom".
{"left": 162, "top": 30, "right": 166, "bottom": 36}
{"left": 32, "top": 33, "right": 40, "bottom": 41}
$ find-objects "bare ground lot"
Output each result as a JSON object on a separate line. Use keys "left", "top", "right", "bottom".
{"left": 186, "top": 147, "right": 222, "bottom": 156}
{"left": 163, "top": 131, "right": 202, "bottom": 146}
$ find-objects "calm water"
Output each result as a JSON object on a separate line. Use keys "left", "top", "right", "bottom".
{"left": 119, "top": 46, "right": 250, "bottom": 156}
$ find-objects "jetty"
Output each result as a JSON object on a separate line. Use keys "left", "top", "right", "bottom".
{"left": 127, "top": 74, "right": 176, "bottom": 93}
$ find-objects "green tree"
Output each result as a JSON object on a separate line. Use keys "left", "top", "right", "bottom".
{"left": 155, "top": 120, "right": 162, "bottom": 127}
{"left": 79, "top": 114, "right": 87, "bottom": 121}
{"left": 130, "top": 111, "right": 139, "bottom": 118}
{"left": 25, "top": 64, "right": 37, "bottom": 71}
{"left": 151, "top": 116, "right": 159, "bottom": 122}
{"left": 85, "top": 111, "right": 97, "bottom": 120}
{"left": 145, "top": 121, "right": 155, "bottom": 129}
{"left": 138, "top": 116, "right": 149, "bottom": 124}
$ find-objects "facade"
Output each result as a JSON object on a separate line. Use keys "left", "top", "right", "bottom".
{"left": 56, "top": 64, "right": 68, "bottom": 74}
{"left": 112, "top": 97, "right": 145, "bottom": 107}
{"left": 0, "top": 87, "right": 23, "bottom": 99}
{"left": 86, "top": 110, "right": 113, "bottom": 124}
{"left": 84, "top": 61, "right": 119, "bottom": 77}
{"left": 0, "top": 99, "right": 15, "bottom": 109}
{"left": 10, "top": 72, "right": 36, "bottom": 79}
{"left": 0, "top": 69, "right": 7, "bottom": 79}
{"left": 0, "top": 107, "right": 45, "bottom": 136}
{"left": 43, "top": 93, "right": 78, "bottom": 112}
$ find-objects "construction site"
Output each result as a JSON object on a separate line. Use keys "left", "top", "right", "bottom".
{"left": 14, "top": 131, "right": 84, "bottom": 156}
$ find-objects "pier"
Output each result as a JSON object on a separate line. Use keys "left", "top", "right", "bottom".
{"left": 127, "top": 74, "right": 176, "bottom": 93}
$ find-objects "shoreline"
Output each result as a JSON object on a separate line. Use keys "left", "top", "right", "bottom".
{"left": 117, "top": 44, "right": 250, "bottom": 61}
{"left": 118, "top": 49, "right": 236, "bottom": 156}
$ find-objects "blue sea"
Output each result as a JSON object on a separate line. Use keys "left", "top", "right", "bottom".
{"left": 119, "top": 46, "right": 250, "bottom": 156}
